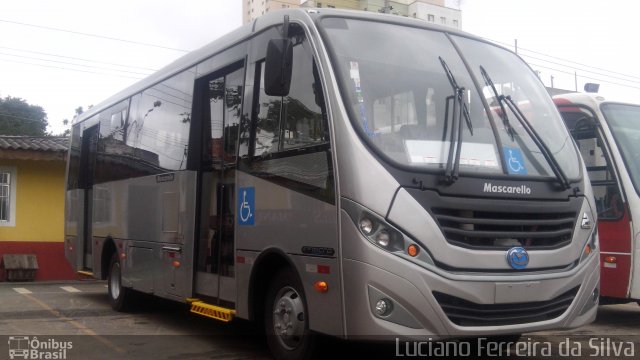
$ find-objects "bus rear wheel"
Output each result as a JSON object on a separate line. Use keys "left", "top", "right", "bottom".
{"left": 265, "top": 269, "right": 315, "bottom": 360}
{"left": 107, "top": 252, "right": 134, "bottom": 311}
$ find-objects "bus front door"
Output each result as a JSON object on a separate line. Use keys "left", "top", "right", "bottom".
{"left": 194, "top": 66, "right": 243, "bottom": 305}
{"left": 558, "top": 104, "right": 633, "bottom": 299}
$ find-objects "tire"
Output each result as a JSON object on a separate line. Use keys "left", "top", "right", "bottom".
{"left": 107, "top": 252, "right": 134, "bottom": 312}
{"left": 264, "top": 269, "right": 316, "bottom": 360}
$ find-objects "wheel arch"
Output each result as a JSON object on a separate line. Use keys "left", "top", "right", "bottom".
{"left": 248, "top": 248, "right": 303, "bottom": 322}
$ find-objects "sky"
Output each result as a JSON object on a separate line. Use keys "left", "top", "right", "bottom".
{"left": 1, "top": 0, "right": 640, "bottom": 135}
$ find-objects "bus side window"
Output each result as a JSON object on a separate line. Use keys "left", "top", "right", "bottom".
{"left": 253, "top": 30, "right": 328, "bottom": 157}
{"left": 248, "top": 27, "right": 333, "bottom": 201}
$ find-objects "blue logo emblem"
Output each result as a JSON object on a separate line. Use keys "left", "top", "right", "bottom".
{"left": 506, "top": 247, "right": 529, "bottom": 269}
{"left": 238, "top": 187, "right": 255, "bottom": 226}
{"left": 503, "top": 146, "right": 528, "bottom": 175}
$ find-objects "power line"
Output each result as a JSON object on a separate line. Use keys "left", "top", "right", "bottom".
{"left": 520, "top": 53, "right": 640, "bottom": 85}
{"left": 0, "top": 52, "right": 153, "bottom": 76}
{"left": 528, "top": 62, "right": 640, "bottom": 91}
{"left": 0, "top": 46, "right": 159, "bottom": 72}
{"left": 0, "top": 18, "right": 190, "bottom": 53}
{"left": 0, "top": 58, "right": 145, "bottom": 80}
{"left": 489, "top": 38, "right": 640, "bottom": 82}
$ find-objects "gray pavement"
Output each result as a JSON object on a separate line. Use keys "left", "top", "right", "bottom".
{"left": 0, "top": 281, "right": 639, "bottom": 359}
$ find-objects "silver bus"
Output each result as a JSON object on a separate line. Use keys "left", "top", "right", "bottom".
{"left": 65, "top": 8, "right": 599, "bottom": 359}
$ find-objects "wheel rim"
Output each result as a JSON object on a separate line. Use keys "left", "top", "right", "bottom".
{"left": 110, "top": 260, "right": 121, "bottom": 300}
{"left": 272, "top": 285, "right": 306, "bottom": 350}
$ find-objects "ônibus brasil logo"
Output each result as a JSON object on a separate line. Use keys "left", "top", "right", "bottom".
{"left": 8, "top": 336, "right": 72, "bottom": 360}
{"left": 483, "top": 183, "right": 532, "bottom": 195}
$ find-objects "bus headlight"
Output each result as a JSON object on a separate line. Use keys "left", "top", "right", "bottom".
{"left": 376, "top": 231, "right": 391, "bottom": 247}
{"left": 356, "top": 214, "right": 403, "bottom": 252}
{"left": 342, "top": 198, "right": 435, "bottom": 267}
{"left": 359, "top": 217, "right": 375, "bottom": 235}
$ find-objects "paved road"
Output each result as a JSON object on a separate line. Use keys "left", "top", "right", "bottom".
{"left": 0, "top": 281, "right": 639, "bottom": 359}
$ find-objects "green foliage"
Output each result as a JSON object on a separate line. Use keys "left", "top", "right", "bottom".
{"left": 0, "top": 96, "right": 48, "bottom": 136}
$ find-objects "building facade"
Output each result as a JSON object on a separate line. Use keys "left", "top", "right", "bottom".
{"left": 243, "top": 0, "right": 302, "bottom": 24}
{"left": 0, "top": 136, "right": 75, "bottom": 281}
{"left": 300, "top": 0, "right": 462, "bottom": 29}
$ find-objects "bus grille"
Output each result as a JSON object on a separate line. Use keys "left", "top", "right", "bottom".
{"left": 433, "top": 287, "right": 579, "bottom": 327}
{"left": 431, "top": 207, "right": 577, "bottom": 249}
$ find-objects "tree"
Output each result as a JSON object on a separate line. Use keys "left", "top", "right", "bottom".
{"left": 59, "top": 106, "right": 85, "bottom": 137}
{"left": 0, "top": 96, "right": 48, "bottom": 136}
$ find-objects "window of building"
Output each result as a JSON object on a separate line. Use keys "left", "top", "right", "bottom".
{"left": 413, "top": 12, "right": 417, "bottom": 18}
{"left": 327, "top": 4, "right": 335, "bottom": 8}
{"left": 440, "top": 16, "right": 446, "bottom": 24}
{"left": 427, "top": 14, "right": 434, "bottom": 22}
{"left": 317, "top": 2, "right": 322, "bottom": 7}
{"left": 453, "top": 19, "right": 459, "bottom": 27}
{"left": 0, "top": 167, "right": 17, "bottom": 226}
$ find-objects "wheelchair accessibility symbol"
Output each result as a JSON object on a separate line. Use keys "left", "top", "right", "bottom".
{"left": 502, "top": 146, "right": 528, "bottom": 175}
{"left": 238, "top": 187, "right": 255, "bottom": 225}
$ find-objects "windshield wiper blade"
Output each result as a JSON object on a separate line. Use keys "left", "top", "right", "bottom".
{"left": 439, "top": 56, "right": 473, "bottom": 184}
{"left": 502, "top": 95, "right": 571, "bottom": 189}
{"left": 479, "top": 66, "right": 515, "bottom": 141}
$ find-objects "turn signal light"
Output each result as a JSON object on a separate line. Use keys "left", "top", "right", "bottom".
{"left": 314, "top": 281, "right": 328, "bottom": 293}
{"left": 172, "top": 260, "right": 181, "bottom": 268}
{"left": 604, "top": 256, "right": 617, "bottom": 264}
{"left": 407, "top": 244, "right": 419, "bottom": 257}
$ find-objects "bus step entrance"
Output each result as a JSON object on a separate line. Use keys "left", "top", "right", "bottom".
{"left": 189, "top": 301, "right": 236, "bottom": 322}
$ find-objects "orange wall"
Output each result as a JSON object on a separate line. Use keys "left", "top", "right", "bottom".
{"left": 0, "top": 159, "right": 66, "bottom": 242}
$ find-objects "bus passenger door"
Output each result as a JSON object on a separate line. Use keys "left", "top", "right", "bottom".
{"left": 194, "top": 64, "right": 243, "bottom": 305}
{"left": 559, "top": 107, "right": 633, "bottom": 299}
{"left": 78, "top": 125, "right": 99, "bottom": 271}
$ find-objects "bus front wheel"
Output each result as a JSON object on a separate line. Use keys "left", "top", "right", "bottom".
{"left": 265, "top": 269, "right": 315, "bottom": 360}
{"left": 107, "top": 252, "right": 133, "bottom": 311}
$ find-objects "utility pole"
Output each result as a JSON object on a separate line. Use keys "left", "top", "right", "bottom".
{"left": 574, "top": 71, "right": 578, "bottom": 92}
{"left": 550, "top": 75, "right": 554, "bottom": 89}
{"left": 514, "top": 39, "right": 518, "bottom": 54}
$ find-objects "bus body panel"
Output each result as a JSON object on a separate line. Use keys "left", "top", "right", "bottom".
{"left": 598, "top": 209, "right": 633, "bottom": 298}
{"left": 341, "top": 212, "right": 599, "bottom": 337}
{"left": 234, "top": 169, "right": 343, "bottom": 335}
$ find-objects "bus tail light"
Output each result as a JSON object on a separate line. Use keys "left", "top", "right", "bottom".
{"left": 604, "top": 256, "right": 617, "bottom": 264}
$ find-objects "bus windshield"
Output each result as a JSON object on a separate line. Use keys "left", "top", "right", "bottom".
{"left": 601, "top": 103, "right": 640, "bottom": 193}
{"left": 320, "top": 17, "right": 580, "bottom": 180}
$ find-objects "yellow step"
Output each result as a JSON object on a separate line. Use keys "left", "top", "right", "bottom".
{"left": 190, "top": 301, "right": 235, "bottom": 322}
{"left": 77, "top": 270, "right": 94, "bottom": 277}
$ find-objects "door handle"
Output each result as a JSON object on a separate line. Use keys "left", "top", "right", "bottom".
{"left": 162, "top": 246, "right": 182, "bottom": 253}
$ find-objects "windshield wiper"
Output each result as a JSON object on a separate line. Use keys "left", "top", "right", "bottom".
{"left": 439, "top": 56, "right": 473, "bottom": 184}
{"left": 479, "top": 66, "right": 515, "bottom": 141}
{"left": 479, "top": 66, "right": 571, "bottom": 189}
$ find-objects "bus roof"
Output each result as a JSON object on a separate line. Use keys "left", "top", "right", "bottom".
{"left": 553, "top": 92, "right": 639, "bottom": 109}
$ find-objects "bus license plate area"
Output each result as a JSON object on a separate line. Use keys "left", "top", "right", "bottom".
{"left": 495, "top": 281, "right": 541, "bottom": 303}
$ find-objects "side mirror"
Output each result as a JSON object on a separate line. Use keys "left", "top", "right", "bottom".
{"left": 264, "top": 38, "right": 293, "bottom": 96}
